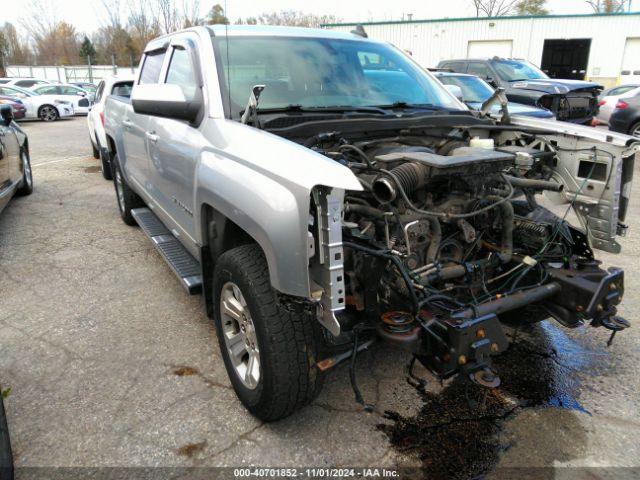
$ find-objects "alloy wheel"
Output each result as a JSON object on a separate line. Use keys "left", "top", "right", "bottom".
{"left": 115, "top": 169, "right": 125, "bottom": 213}
{"left": 40, "top": 106, "right": 57, "bottom": 122}
{"left": 220, "top": 281, "right": 260, "bottom": 389}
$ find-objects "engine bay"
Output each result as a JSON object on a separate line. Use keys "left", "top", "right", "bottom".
{"left": 272, "top": 117, "right": 633, "bottom": 391}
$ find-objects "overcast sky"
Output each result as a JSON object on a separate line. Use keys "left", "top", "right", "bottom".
{"left": 1, "top": 0, "right": 635, "bottom": 34}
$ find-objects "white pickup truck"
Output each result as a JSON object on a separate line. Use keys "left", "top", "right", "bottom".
{"left": 87, "top": 74, "right": 135, "bottom": 179}
{"left": 104, "top": 25, "right": 639, "bottom": 421}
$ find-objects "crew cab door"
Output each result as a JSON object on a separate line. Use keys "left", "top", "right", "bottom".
{"left": 145, "top": 35, "right": 204, "bottom": 256}
{"left": 125, "top": 49, "right": 166, "bottom": 190}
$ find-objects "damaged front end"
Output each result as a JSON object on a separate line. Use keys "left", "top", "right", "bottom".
{"left": 301, "top": 117, "right": 638, "bottom": 392}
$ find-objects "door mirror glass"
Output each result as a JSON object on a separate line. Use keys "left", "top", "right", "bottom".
{"left": 1, "top": 104, "right": 14, "bottom": 126}
{"left": 131, "top": 83, "right": 202, "bottom": 122}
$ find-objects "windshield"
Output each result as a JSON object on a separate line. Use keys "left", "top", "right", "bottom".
{"left": 438, "top": 75, "right": 495, "bottom": 103}
{"left": 0, "top": 85, "right": 36, "bottom": 98}
{"left": 214, "top": 36, "right": 463, "bottom": 118}
{"left": 490, "top": 59, "right": 548, "bottom": 82}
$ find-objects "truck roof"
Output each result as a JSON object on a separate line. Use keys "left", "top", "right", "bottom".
{"left": 144, "top": 25, "right": 383, "bottom": 52}
{"left": 207, "top": 24, "right": 374, "bottom": 40}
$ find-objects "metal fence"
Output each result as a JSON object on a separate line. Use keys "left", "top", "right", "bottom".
{"left": 5, "top": 64, "right": 137, "bottom": 84}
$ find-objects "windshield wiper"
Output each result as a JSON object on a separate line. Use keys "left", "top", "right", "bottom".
{"left": 256, "top": 104, "right": 392, "bottom": 115}
{"left": 373, "top": 101, "right": 446, "bottom": 111}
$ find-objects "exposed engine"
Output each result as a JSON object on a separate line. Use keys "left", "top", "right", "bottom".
{"left": 303, "top": 130, "right": 629, "bottom": 388}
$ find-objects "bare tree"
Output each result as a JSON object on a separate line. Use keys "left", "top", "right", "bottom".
{"left": 127, "top": 0, "right": 161, "bottom": 57}
{"left": 471, "top": 0, "right": 521, "bottom": 16}
{"left": 585, "top": 0, "right": 630, "bottom": 12}
{"left": 98, "top": 0, "right": 124, "bottom": 28}
{"left": 252, "top": 11, "right": 339, "bottom": 28}
{"left": 182, "top": 0, "right": 202, "bottom": 27}
{"left": 0, "top": 23, "right": 31, "bottom": 64}
{"left": 156, "top": 0, "right": 181, "bottom": 34}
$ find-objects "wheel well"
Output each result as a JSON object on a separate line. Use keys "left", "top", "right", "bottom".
{"left": 201, "top": 203, "right": 256, "bottom": 259}
{"left": 105, "top": 135, "right": 117, "bottom": 159}
{"left": 200, "top": 203, "right": 261, "bottom": 318}
{"left": 20, "top": 137, "right": 29, "bottom": 156}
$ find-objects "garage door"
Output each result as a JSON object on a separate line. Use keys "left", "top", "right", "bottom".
{"left": 467, "top": 40, "right": 513, "bottom": 59}
{"left": 620, "top": 38, "right": 640, "bottom": 83}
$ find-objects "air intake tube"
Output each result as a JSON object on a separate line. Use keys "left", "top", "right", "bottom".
{"left": 372, "top": 163, "right": 429, "bottom": 204}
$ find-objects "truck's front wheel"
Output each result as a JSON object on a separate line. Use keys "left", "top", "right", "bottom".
{"left": 213, "top": 244, "right": 324, "bottom": 421}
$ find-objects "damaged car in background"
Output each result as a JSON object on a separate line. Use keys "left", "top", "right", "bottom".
{"left": 437, "top": 57, "right": 602, "bottom": 124}
{"left": 104, "top": 25, "right": 639, "bottom": 421}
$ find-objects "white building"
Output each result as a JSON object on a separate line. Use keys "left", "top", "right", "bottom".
{"left": 324, "top": 12, "right": 640, "bottom": 88}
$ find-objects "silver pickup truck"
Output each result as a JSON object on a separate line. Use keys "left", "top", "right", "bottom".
{"left": 104, "top": 25, "right": 639, "bottom": 421}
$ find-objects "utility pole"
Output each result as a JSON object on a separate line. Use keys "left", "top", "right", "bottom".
{"left": 112, "top": 54, "right": 117, "bottom": 74}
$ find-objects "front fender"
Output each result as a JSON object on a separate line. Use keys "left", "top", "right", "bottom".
{"left": 194, "top": 119, "right": 361, "bottom": 298}
{"left": 196, "top": 151, "right": 312, "bottom": 296}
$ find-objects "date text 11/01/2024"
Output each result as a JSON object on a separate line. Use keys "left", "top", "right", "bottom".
{"left": 233, "top": 468, "right": 400, "bottom": 478}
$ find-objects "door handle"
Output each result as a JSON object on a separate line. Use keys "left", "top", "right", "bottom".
{"left": 122, "top": 119, "right": 133, "bottom": 129}
{"left": 146, "top": 131, "right": 159, "bottom": 143}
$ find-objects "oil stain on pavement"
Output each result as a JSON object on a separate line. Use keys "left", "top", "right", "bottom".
{"left": 378, "top": 322, "right": 610, "bottom": 479}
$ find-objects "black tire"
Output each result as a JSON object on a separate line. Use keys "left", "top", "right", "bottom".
{"left": 213, "top": 244, "right": 324, "bottom": 421}
{"left": 91, "top": 139, "right": 99, "bottom": 159}
{"left": 112, "top": 154, "right": 144, "bottom": 226}
{"left": 16, "top": 149, "right": 33, "bottom": 196}
{"left": 629, "top": 121, "right": 640, "bottom": 138}
{"left": 0, "top": 394, "right": 14, "bottom": 480}
{"left": 98, "top": 144, "right": 113, "bottom": 181}
{"left": 38, "top": 104, "right": 59, "bottom": 122}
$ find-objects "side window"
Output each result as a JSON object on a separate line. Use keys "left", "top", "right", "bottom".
{"left": 139, "top": 50, "right": 166, "bottom": 84}
{"left": 442, "top": 62, "right": 466, "bottom": 73}
{"left": 36, "top": 85, "right": 60, "bottom": 95}
{"left": 467, "top": 62, "right": 494, "bottom": 80}
{"left": 94, "top": 81, "right": 105, "bottom": 102}
{"left": 111, "top": 82, "right": 133, "bottom": 98}
{"left": 61, "top": 86, "right": 80, "bottom": 95}
{"left": 165, "top": 46, "right": 197, "bottom": 100}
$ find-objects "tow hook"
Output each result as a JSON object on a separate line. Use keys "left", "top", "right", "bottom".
{"left": 601, "top": 315, "right": 630, "bottom": 347}
{"left": 469, "top": 367, "right": 501, "bottom": 388}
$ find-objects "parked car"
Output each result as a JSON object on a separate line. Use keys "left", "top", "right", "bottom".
{"left": 87, "top": 74, "right": 135, "bottom": 179}
{"left": 595, "top": 84, "right": 640, "bottom": 126}
{"left": 105, "top": 26, "right": 637, "bottom": 421}
{"left": 30, "top": 84, "right": 91, "bottom": 114}
{"left": 0, "top": 97, "right": 27, "bottom": 120}
{"left": 609, "top": 92, "right": 640, "bottom": 137}
{"left": 0, "top": 104, "right": 33, "bottom": 215}
{"left": 0, "top": 78, "right": 52, "bottom": 89}
{"left": 437, "top": 57, "right": 602, "bottom": 124}
{"left": 70, "top": 82, "right": 98, "bottom": 101}
{"left": 0, "top": 85, "right": 74, "bottom": 121}
{"left": 432, "top": 71, "right": 554, "bottom": 119}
